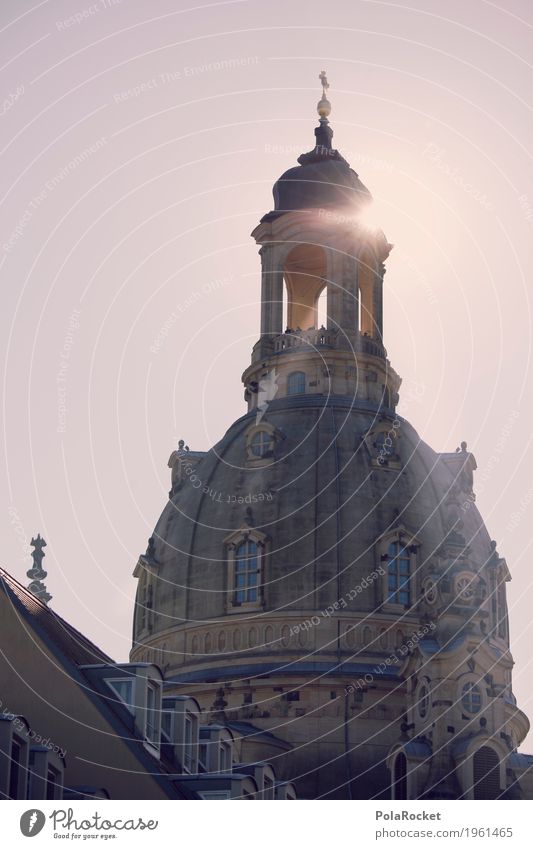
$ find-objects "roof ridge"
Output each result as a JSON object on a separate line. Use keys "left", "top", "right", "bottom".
{"left": 0, "top": 565, "right": 114, "bottom": 664}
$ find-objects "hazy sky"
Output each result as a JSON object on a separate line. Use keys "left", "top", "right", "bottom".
{"left": 1, "top": 0, "right": 533, "bottom": 743}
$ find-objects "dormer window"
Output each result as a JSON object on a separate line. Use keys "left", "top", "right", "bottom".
{"left": 379, "top": 530, "right": 419, "bottom": 610}
{"left": 184, "top": 713, "right": 195, "bottom": 771}
{"left": 287, "top": 371, "right": 306, "bottom": 395}
{"left": 91, "top": 664, "right": 163, "bottom": 754}
{"left": 234, "top": 540, "right": 259, "bottom": 604}
{"left": 161, "top": 696, "right": 200, "bottom": 773}
{"left": 225, "top": 529, "right": 267, "bottom": 611}
{"left": 146, "top": 682, "right": 159, "bottom": 745}
{"left": 387, "top": 541, "right": 410, "bottom": 606}
{"left": 107, "top": 678, "right": 135, "bottom": 712}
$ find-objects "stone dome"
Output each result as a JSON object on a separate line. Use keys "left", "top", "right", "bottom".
{"left": 140, "top": 394, "right": 491, "bottom": 661}
{"left": 271, "top": 155, "right": 372, "bottom": 216}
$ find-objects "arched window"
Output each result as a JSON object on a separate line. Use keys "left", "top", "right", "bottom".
{"left": 317, "top": 287, "right": 328, "bottom": 328}
{"left": 473, "top": 747, "right": 500, "bottom": 799}
{"left": 461, "top": 682, "right": 482, "bottom": 715}
{"left": 250, "top": 430, "right": 274, "bottom": 458}
{"left": 287, "top": 371, "right": 306, "bottom": 395}
{"left": 387, "top": 541, "right": 411, "bottom": 606}
{"left": 234, "top": 540, "right": 260, "bottom": 604}
{"left": 393, "top": 752, "right": 407, "bottom": 800}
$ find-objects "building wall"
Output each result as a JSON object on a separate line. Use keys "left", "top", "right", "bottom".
{"left": 0, "top": 592, "right": 171, "bottom": 799}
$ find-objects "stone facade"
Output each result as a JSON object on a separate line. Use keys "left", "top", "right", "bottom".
{"left": 131, "top": 85, "right": 532, "bottom": 799}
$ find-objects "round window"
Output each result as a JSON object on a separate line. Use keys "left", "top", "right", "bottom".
{"left": 250, "top": 430, "right": 274, "bottom": 458}
{"left": 456, "top": 575, "right": 474, "bottom": 600}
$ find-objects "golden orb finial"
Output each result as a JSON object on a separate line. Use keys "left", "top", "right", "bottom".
{"left": 317, "top": 70, "right": 331, "bottom": 120}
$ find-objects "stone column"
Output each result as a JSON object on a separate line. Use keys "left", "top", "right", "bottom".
{"left": 260, "top": 244, "right": 283, "bottom": 336}
{"left": 373, "top": 263, "right": 384, "bottom": 340}
{"left": 326, "top": 247, "right": 358, "bottom": 343}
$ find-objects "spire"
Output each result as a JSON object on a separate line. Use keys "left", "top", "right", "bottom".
{"left": 26, "top": 533, "right": 52, "bottom": 605}
{"left": 315, "top": 70, "right": 333, "bottom": 150}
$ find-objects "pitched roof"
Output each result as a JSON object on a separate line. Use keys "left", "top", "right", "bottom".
{"left": 0, "top": 566, "right": 196, "bottom": 799}
{"left": 0, "top": 566, "right": 113, "bottom": 667}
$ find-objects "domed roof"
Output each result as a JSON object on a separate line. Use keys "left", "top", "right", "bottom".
{"left": 272, "top": 154, "right": 371, "bottom": 216}
{"left": 145, "top": 395, "right": 492, "bottom": 637}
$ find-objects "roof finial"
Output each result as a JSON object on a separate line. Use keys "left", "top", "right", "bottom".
{"left": 26, "top": 533, "right": 52, "bottom": 605}
{"left": 317, "top": 70, "right": 331, "bottom": 121}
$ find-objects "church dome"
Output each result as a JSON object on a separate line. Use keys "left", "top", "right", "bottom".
{"left": 130, "top": 73, "right": 529, "bottom": 800}
{"left": 139, "top": 394, "right": 491, "bottom": 658}
{"left": 271, "top": 155, "right": 371, "bottom": 216}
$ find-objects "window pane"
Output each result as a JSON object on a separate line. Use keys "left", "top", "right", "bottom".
{"left": 110, "top": 679, "right": 134, "bottom": 709}
{"left": 287, "top": 372, "right": 306, "bottom": 395}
